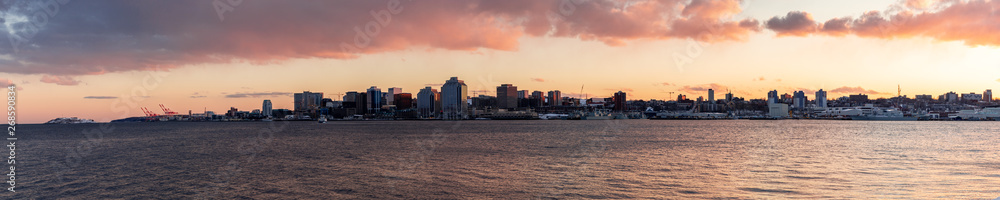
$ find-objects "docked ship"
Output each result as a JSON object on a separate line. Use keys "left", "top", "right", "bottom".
{"left": 954, "top": 107, "right": 1000, "bottom": 120}
{"left": 848, "top": 107, "right": 917, "bottom": 121}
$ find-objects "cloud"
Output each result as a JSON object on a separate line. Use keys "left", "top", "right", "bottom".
{"left": 424, "top": 83, "right": 444, "bottom": 87}
{"left": 83, "top": 96, "right": 118, "bottom": 99}
{"left": 531, "top": 78, "right": 546, "bottom": 82}
{"left": 765, "top": 11, "right": 817, "bottom": 36}
{"left": 224, "top": 92, "right": 292, "bottom": 98}
{"left": 605, "top": 88, "right": 634, "bottom": 92}
{"left": 829, "top": 86, "right": 890, "bottom": 95}
{"left": 0, "top": 79, "right": 12, "bottom": 88}
{"left": 39, "top": 75, "right": 81, "bottom": 86}
{"left": 678, "top": 83, "right": 728, "bottom": 95}
{"left": 0, "top": 0, "right": 761, "bottom": 76}
{"left": 768, "top": 1, "right": 1000, "bottom": 46}
{"left": 754, "top": 76, "right": 765, "bottom": 81}
{"left": 190, "top": 96, "right": 207, "bottom": 98}
{"left": 658, "top": 82, "right": 675, "bottom": 86}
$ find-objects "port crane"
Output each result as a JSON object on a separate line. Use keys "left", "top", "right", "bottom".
{"left": 141, "top": 107, "right": 159, "bottom": 117}
{"left": 159, "top": 104, "right": 178, "bottom": 115}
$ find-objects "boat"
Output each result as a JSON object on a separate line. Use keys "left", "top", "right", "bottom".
{"left": 848, "top": 107, "right": 917, "bottom": 121}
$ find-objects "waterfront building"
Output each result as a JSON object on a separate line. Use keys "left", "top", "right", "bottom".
{"left": 708, "top": 89, "right": 715, "bottom": 103}
{"left": 815, "top": 89, "right": 827, "bottom": 108}
{"left": 613, "top": 91, "right": 627, "bottom": 112}
{"left": 294, "top": 91, "right": 323, "bottom": 114}
{"left": 547, "top": 90, "right": 562, "bottom": 106}
{"left": 985, "top": 89, "right": 993, "bottom": 102}
{"left": 497, "top": 84, "right": 518, "bottom": 109}
{"left": 944, "top": 92, "right": 959, "bottom": 102}
{"left": 385, "top": 87, "right": 402, "bottom": 106}
{"left": 793, "top": 91, "right": 807, "bottom": 109}
{"left": 417, "top": 87, "right": 441, "bottom": 118}
{"left": 767, "top": 90, "right": 779, "bottom": 104}
{"left": 394, "top": 93, "right": 412, "bottom": 110}
{"left": 262, "top": 100, "right": 273, "bottom": 117}
{"left": 367, "top": 86, "right": 383, "bottom": 113}
{"left": 441, "top": 77, "right": 469, "bottom": 120}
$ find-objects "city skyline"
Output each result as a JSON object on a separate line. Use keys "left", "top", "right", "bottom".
{"left": 3, "top": 0, "right": 1000, "bottom": 123}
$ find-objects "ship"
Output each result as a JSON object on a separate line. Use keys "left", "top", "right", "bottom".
{"left": 847, "top": 107, "right": 917, "bottom": 121}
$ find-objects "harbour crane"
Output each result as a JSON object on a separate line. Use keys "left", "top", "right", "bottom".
{"left": 159, "top": 104, "right": 178, "bottom": 115}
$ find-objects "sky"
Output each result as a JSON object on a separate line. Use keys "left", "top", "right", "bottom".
{"left": 1, "top": 0, "right": 999, "bottom": 123}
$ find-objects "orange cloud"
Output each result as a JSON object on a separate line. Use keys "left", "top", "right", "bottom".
{"left": 531, "top": 78, "right": 546, "bottom": 82}
{"left": 829, "top": 86, "right": 890, "bottom": 95}
{"left": 767, "top": 0, "right": 1000, "bottom": 46}
{"left": 0, "top": 0, "right": 761, "bottom": 77}
{"left": 40, "top": 75, "right": 81, "bottom": 86}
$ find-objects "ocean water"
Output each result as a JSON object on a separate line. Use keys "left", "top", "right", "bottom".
{"left": 8, "top": 120, "right": 1000, "bottom": 199}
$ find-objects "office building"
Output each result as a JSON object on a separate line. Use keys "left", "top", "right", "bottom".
{"left": 985, "top": 89, "right": 993, "bottom": 102}
{"left": 441, "top": 77, "right": 469, "bottom": 120}
{"left": 497, "top": 84, "right": 518, "bottom": 109}
{"left": 613, "top": 91, "right": 627, "bottom": 112}
{"left": 944, "top": 92, "right": 959, "bottom": 102}
{"left": 293, "top": 91, "right": 323, "bottom": 114}
{"left": 708, "top": 89, "right": 715, "bottom": 103}
{"left": 961, "top": 92, "right": 982, "bottom": 102}
{"left": 725, "top": 91, "right": 733, "bottom": 102}
{"left": 394, "top": 93, "right": 412, "bottom": 110}
{"left": 767, "top": 90, "right": 779, "bottom": 104}
{"left": 417, "top": 87, "right": 441, "bottom": 118}
{"left": 367, "top": 86, "right": 383, "bottom": 113}
{"left": 547, "top": 90, "right": 562, "bottom": 106}
{"left": 792, "top": 91, "right": 807, "bottom": 109}
{"left": 385, "top": 87, "right": 401, "bottom": 106}
{"left": 517, "top": 90, "right": 529, "bottom": 99}
{"left": 815, "top": 89, "right": 827, "bottom": 107}
{"left": 262, "top": 100, "right": 273, "bottom": 117}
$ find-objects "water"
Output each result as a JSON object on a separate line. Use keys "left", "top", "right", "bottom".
{"left": 8, "top": 120, "right": 1000, "bottom": 199}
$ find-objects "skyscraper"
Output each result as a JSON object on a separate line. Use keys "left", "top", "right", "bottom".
{"left": 496, "top": 84, "right": 518, "bottom": 109}
{"left": 547, "top": 90, "right": 562, "bottom": 106}
{"left": 262, "top": 100, "right": 273, "bottom": 117}
{"left": 417, "top": 87, "right": 441, "bottom": 118}
{"left": 530, "top": 91, "right": 544, "bottom": 108}
{"left": 613, "top": 91, "right": 627, "bottom": 112}
{"left": 385, "top": 87, "right": 401, "bottom": 106}
{"left": 708, "top": 89, "right": 715, "bottom": 103}
{"left": 394, "top": 93, "right": 412, "bottom": 110}
{"left": 792, "top": 91, "right": 807, "bottom": 109}
{"left": 767, "top": 90, "right": 779, "bottom": 104}
{"left": 815, "top": 89, "right": 827, "bottom": 107}
{"left": 725, "top": 91, "right": 734, "bottom": 102}
{"left": 985, "top": 89, "right": 993, "bottom": 102}
{"left": 441, "top": 77, "right": 469, "bottom": 120}
{"left": 517, "top": 90, "right": 529, "bottom": 99}
{"left": 294, "top": 91, "right": 323, "bottom": 114}
{"left": 367, "top": 86, "right": 383, "bottom": 113}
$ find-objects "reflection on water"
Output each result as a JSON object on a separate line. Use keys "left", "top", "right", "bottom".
{"left": 14, "top": 120, "right": 1000, "bottom": 199}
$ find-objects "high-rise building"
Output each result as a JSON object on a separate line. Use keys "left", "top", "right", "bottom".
{"left": 530, "top": 91, "right": 545, "bottom": 108}
{"left": 725, "top": 91, "right": 734, "bottom": 103}
{"left": 517, "top": 90, "right": 529, "bottom": 99}
{"left": 849, "top": 94, "right": 869, "bottom": 103}
{"left": 961, "top": 92, "right": 982, "bottom": 102}
{"left": 441, "top": 77, "right": 469, "bottom": 120}
{"left": 262, "top": 100, "right": 273, "bottom": 117}
{"left": 985, "top": 89, "right": 993, "bottom": 102}
{"left": 792, "top": 91, "right": 807, "bottom": 109}
{"left": 613, "top": 91, "right": 627, "bottom": 112}
{"left": 393, "top": 93, "right": 412, "bottom": 110}
{"left": 417, "top": 87, "right": 441, "bottom": 118}
{"left": 294, "top": 91, "right": 323, "bottom": 114}
{"left": 496, "top": 84, "right": 518, "bottom": 109}
{"left": 357, "top": 92, "right": 368, "bottom": 114}
{"left": 547, "top": 90, "right": 562, "bottom": 106}
{"left": 815, "top": 89, "right": 827, "bottom": 107}
{"left": 367, "top": 86, "right": 383, "bottom": 113}
{"left": 767, "top": 90, "right": 779, "bottom": 104}
{"left": 677, "top": 94, "right": 687, "bottom": 101}
{"left": 915, "top": 94, "right": 933, "bottom": 101}
{"left": 385, "top": 87, "right": 401, "bottom": 106}
{"left": 708, "top": 89, "right": 715, "bottom": 103}
{"left": 944, "top": 91, "right": 959, "bottom": 102}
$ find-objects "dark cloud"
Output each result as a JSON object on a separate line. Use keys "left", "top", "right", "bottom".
{"left": 765, "top": 11, "right": 817, "bottom": 36}
{"left": 0, "top": 0, "right": 759, "bottom": 77}
{"left": 820, "top": 17, "right": 852, "bottom": 36}
{"left": 190, "top": 95, "right": 206, "bottom": 98}
{"left": 83, "top": 96, "right": 117, "bottom": 99}
{"left": 224, "top": 92, "right": 292, "bottom": 98}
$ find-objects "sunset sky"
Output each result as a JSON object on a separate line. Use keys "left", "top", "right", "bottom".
{"left": 2, "top": 0, "right": 999, "bottom": 123}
